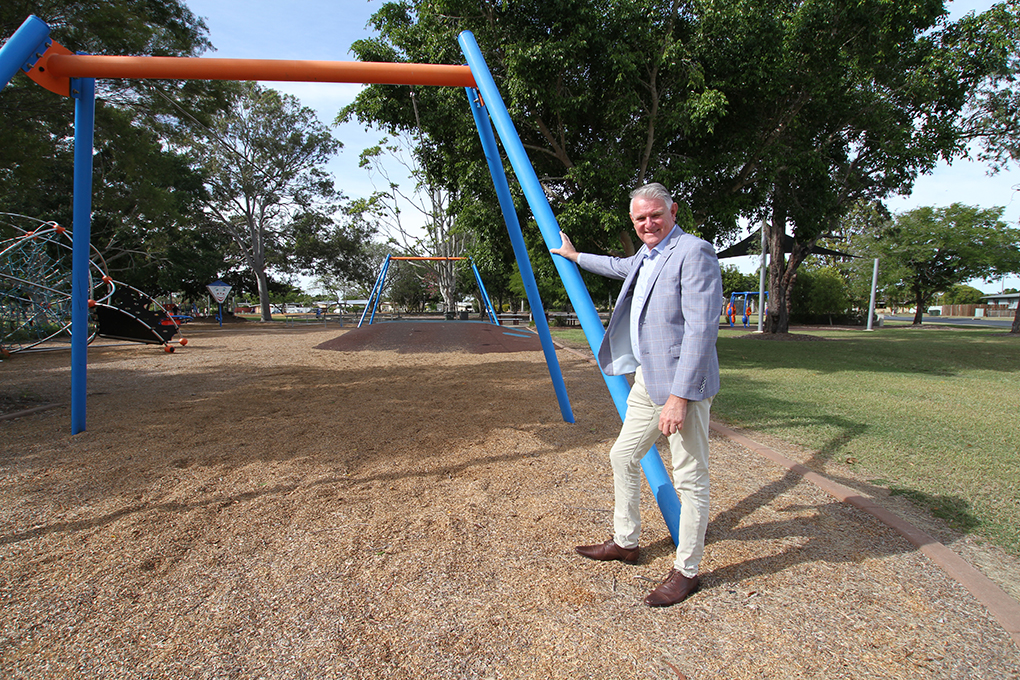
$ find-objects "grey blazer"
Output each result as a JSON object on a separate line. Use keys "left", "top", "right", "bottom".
{"left": 577, "top": 227, "right": 723, "bottom": 405}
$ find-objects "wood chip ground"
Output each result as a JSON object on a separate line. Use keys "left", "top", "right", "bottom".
{"left": 1, "top": 322, "right": 1017, "bottom": 679}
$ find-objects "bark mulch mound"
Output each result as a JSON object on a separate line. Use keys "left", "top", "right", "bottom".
{"left": 315, "top": 321, "right": 542, "bottom": 354}
{"left": 1, "top": 322, "right": 1017, "bottom": 678}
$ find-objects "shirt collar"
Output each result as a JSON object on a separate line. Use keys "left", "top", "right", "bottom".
{"left": 640, "top": 225, "right": 680, "bottom": 259}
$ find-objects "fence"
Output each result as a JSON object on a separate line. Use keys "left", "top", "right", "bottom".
{"left": 939, "top": 304, "right": 1016, "bottom": 318}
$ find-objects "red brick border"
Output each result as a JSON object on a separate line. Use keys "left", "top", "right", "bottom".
{"left": 710, "top": 421, "right": 1020, "bottom": 648}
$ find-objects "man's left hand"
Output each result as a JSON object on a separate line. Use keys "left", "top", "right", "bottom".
{"left": 659, "top": 394, "right": 688, "bottom": 436}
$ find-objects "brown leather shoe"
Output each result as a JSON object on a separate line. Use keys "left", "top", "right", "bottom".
{"left": 644, "top": 569, "right": 699, "bottom": 607}
{"left": 575, "top": 539, "right": 640, "bottom": 564}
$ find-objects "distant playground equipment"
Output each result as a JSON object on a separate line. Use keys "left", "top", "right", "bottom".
{"left": 727, "top": 291, "right": 767, "bottom": 328}
{"left": 92, "top": 285, "right": 188, "bottom": 352}
{"left": 0, "top": 213, "right": 187, "bottom": 354}
{"left": 1, "top": 214, "right": 97, "bottom": 353}
{"left": 2, "top": 16, "right": 688, "bottom": 546}
{"left": 359, "top": 255, "right": 500, "bottom": 327}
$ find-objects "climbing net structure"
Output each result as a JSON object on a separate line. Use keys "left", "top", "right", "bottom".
{"left": 0, "top": 213, "right": 100, "bottom": 353}
{"left": 0, "top": 213, "right": 185, "bottom": 353}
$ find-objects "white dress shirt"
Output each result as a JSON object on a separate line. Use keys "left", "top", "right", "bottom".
{"left": 630, "top": 226, "right": 679, "bottom": 362}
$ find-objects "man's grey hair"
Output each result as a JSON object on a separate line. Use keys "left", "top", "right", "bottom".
{"left": 629, "top": 182, "right": 675, "bottom": 211}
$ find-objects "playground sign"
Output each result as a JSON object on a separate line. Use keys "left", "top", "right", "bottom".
{"left": 206, "top": 280, "right": 231, "bottom": 304}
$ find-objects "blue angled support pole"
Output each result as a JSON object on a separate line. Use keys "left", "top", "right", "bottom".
{"left": 70, "top": 74, "right": 96, "bottom": 434}
{"left": 468, "top": 257, "right": 499, "bottom": 326}
{"left": 368, "top": 256, "right": 394, "bottom": 325}
{"left": 459, "top": 31, "right": 679, "bottom": 544}
{"left": 0, "top": 15, "right": 50, "bottom": 93}
{"left": 466, "top": 88, "right": 573, "bottom": 423}
{"left": 359, "top": 254, "right": 391, "bottom": 327}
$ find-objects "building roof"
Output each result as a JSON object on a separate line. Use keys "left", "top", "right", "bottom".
{"left": 980, "top": 292, "right": 1020, "bottom": 302}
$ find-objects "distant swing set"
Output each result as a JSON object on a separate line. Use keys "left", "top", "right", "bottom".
{"left": 1, "top": 15, "right": 684, "bottom": 543}
{"left": 359, "top": 256, "right": 500, "bottom": 326}
{"left": 726, "top": 291, "right": 767, "bottom": 328}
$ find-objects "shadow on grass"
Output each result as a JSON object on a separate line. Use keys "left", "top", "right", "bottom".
{"left": 712, "top": 373, "right": 870, "bottom": 465}
{"left": 695, "top": 446, "right": 977, "bottom": 588}
{"left": 887, "top": 486, "right": 982, "bottom": 533}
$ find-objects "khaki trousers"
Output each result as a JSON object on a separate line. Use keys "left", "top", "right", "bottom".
{"left": 610, "top": 367, "right": 712, "bottom": 577}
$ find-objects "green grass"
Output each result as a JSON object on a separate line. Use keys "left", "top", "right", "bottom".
{"left": 547, "top": 326, "right": 589, "bottom": 349}
{"left": 552, "top": 324, "right": 1020, "bottom": 556}
{"left": 713, "top": 325, "right": 1020, "bottom": 556}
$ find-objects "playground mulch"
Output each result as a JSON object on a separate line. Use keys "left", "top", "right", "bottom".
{"left": 1, "top": 321, "right": 1018, "bottom": 679}
{"left": 314, "top": 320, "right": 542, "bottom": 354}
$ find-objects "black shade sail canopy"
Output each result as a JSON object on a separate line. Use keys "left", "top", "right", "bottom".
{"left": 716, "top": 228, "right": 858, "bottom": 260}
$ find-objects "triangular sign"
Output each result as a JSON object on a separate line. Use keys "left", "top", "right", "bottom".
{"left": 206, "top": 280, "right": 232, "bottom": 304}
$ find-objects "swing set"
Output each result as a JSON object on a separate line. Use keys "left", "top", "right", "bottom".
{"left": 359, "top": 256, "right": 499, "bottom": 326}
{"left": 726, "top": 291, "right": 767, "bottom": 328}
{"left": 1, "top": 14, "right": 685, "bottom": 543}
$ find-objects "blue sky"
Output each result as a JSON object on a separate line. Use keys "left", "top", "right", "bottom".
{"left": 185, "top": 0, "right": 1019, "bottom": 293}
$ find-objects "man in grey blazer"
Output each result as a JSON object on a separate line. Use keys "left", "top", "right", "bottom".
{"left": 551, "top": 182, "right": 722, "bottom": 607}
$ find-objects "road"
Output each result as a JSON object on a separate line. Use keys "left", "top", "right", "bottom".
{"left": 884, "top": 315, "right": 1016, "bottom": 328}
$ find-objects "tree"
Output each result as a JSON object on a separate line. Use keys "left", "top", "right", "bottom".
{"left": 289, "top": 205, "right": 377, "bottom": 296}
{"left": 1, "top": 1, "right": 235, "bottom": 291}
{"left": 941, "top": 284, "right": 985, "bottom": 306}
{"left": 189, "top": 83, "right": 351, "bottom": 321}
{"left": 387, "top": 261, "right": 439, "bottom": 312}
{"left": 789, "top": 267, "right": 851, "bottom": 323}
{"left": 964, "top": 0, "right": 1020, "bottom": 174}
{"left": 721, "top": 265, "right": 760, "bottom": 297}
{"left": 870, "top": 204, "right": 1020, "bottom": 324}
{"left": 342, "top": 0, "right": 726, "bottom": 312}
{"left": 344, "top": 0, "right": 1014, "bottom": 335}
{"left": 961, "top": 0, "right": 1020, "bottom": 332}
{"left": 349, "top": 136, "right": 472, "bottom": 311}
{"left": 686, "top": 0, "right": 1014, "bottom": 333}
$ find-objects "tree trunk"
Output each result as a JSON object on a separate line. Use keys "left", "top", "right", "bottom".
{"left": 765, "top": 209, "right": 792, "bottom": 333}
{"left": 436, "top": 259, "right": 457, "bottom": 311}
{"left": 1011, "top": 303, "right": 1020, "bottom": 334}
{"left": 912, "top": 289, "right": 925, "bottom": 325}
{"left": 619, "top": 230, "right": 636, "bottom": 258}
{"left": 764, "top": 227, "right": 813, "bottom": 334}
{"left": 256, "top": 268, "right": 273, "bottom": 321}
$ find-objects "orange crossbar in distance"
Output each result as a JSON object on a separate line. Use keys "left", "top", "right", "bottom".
{"left": 389, "top": 256, "right": 467, "bottom": 261}
{"left": 43, "top": 54, "right": 477, "bottom": 88}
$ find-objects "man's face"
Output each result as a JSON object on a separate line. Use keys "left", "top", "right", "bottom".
{"left": 630, "top": 196, "right": 679, "bottom": 249}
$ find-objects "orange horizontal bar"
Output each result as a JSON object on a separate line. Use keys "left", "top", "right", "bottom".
{"left": 390, "top": 256, "right": 467, "bottom": 261}
{"left": 44, "top": 54, "right": 476, "bottom": 88}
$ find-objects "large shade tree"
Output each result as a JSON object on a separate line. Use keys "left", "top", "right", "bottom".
{"left": 965, "top": 0, "right": 1020, "bottom": 175}
{"left": 1, "top": 2, "right": 234, "bottom": 291}
{"left": 342, "top": 0, "right": 724, "bottom": 310}
{"left": 861, "top": 204, "right": 1020, "bottom": 324}
{"left": 342, "top": 0, "right": 1015, "bottom": 332}
{"left": 689, "top": 0, "right": 1017, "bottom": 332}
{"left": 961, "top": 0, "right": 1020, "bottom": 332}
{"left": 189, "top": 83, "right": 364, "bottom": 321}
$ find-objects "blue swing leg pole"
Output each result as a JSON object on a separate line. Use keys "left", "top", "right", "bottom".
{"left": 359, "top": 254, "right": 390, "bottom": 327}
{"left": 70, "top": 75, "right": 96, "bottom": 435}
{"left": 369, "top": 256, "right": 392, "bottom": 324}
{"left": 0, "top": 15, "right": 50, "bottom": 93}
{"left": 466, "top": 87, "right": 574, "bottom": 424}
{"left": 468, "top": 258, "right": 498, "bottom": 325}
{"left": 459, "top": 31, "right": 678, "bottom": 544}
